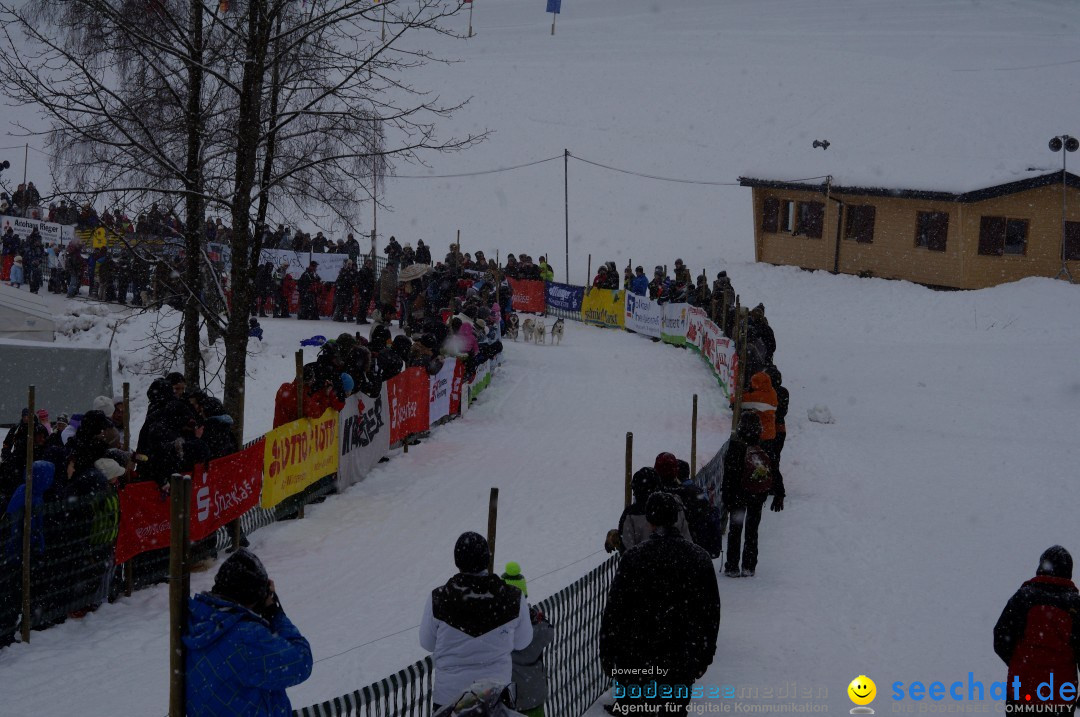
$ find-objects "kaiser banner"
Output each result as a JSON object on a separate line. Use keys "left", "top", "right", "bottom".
{"left": 661, "top": 302, "right": 689, "bottom": 346}
{"left": 190, "top": 441, "right": 264, "bottom": 542}
{"left": 581, "top": 288, "right": 625, "bottom": 328}
{"left": 388, "top": 367, "right": 431, "bottom": 445}
{"left": 545, "top": 281, "right": 585, "bottom": 313}
{"left": 0, "top": 216, "right": 75, "bottom": 244}
{"left": 261, "top": 408, "right": 339, "bottom": 508}
{"left": 429, "top": 358, "right": 463, "bottom": 424}
{"left": 508, "top": 278, "right": 546, "bottom": 313}
{"left": 337, "top": 386, "right": 391, "bottom": 490}
{"left": 114, "top": 481, "right": 172, "bottom": 565}
{"left": 624, "top": 292, "right": 662, "bottom": 338}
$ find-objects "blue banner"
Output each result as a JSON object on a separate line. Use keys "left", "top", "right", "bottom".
{"left": 546, "top": 0, "right": 561, "bottom": 13}
{"left": 545, "top": 281, "right": 584, "bottom": 312}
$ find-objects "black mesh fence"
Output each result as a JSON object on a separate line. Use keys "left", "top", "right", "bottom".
{"left": 293, "top": 555, "right": 620, "bottom": 717}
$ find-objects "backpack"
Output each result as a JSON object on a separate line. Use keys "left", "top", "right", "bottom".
{"left": 741, "top": 446, "right": 774, "bottom": 495}
{"left": 678, "top": 483, "right": 724, "bottom": 559}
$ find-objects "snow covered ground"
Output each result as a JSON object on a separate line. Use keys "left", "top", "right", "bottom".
{"left": 2, "top": 0, "right": 1080, "bottom": 714}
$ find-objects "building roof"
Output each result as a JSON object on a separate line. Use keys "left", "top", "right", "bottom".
{"left": 738, "top": 171, "right": 1080, "bottom": 204}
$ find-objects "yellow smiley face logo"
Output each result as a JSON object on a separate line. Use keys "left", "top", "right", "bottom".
{"left": 848, "top": 676, "right": 876, "bottom": 706}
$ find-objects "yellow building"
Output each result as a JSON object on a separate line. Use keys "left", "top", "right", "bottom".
{"left": 739, "top": 172, "right": 1080, "bottom": 289}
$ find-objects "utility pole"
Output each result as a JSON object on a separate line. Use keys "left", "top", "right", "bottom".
{"left": 564, "top": 149, "right": 570, "bottom": 284}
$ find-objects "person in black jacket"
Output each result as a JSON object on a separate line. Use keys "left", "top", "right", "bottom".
{"left": 197, "top": 397, "right": 238, "bottom": 460}
{"left": 334, "top": 260, "right": 358, "bottom": 322}
{"left": 994, "top": 546, "right": 1080, "bottom": 712}
{"left": 253, "top": 261, "right": 272, "bottom": 318}
{"left": 747, "top": 304, "right": 776, "bottom": 364}
{"left": 761, "top": 364, "right": 789, "bottom": 484}
{"left": 721, "top": 412, "right": 784, "bottom": 578}
{"left": 415, "top": 239, "right": 432, "bottom": 266}
{"left": 355, "top": 259, "right": 375, "bottom": 325}
{"left": 600, "top": 492, "right": 721, "bottom": 716}
{"left": 297, "top": 262, "right": 322, "bottom": 320}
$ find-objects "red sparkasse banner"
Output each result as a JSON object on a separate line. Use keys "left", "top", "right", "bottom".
{"left": 189, "top": 440, "right": 264, "bottom": 542}
{"left": 450, "top": 360, "right": 465, "bottom": 416}
{"left": 388, "top": 366, "right": 431, "bottom": 445}
{"left": 115, "top": 481, "right": 172, "bottom": 565}
{"left": 508, "top": 278, "right": 546, "bottom": 313}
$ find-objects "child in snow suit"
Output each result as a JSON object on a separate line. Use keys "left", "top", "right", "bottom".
{"left": 501, "top": 562, "right": 555, "bottom": 717}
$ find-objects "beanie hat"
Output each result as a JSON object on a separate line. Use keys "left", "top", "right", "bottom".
{"left": 645, "top": 492, "right": 680, "bottom": 528}
{"left": 92, "top": 395, "right": 115, "bottom": 414}
{"left": 654, "top": 452, "right": 679, "bottom": 486}
{"left": 212, "top": 549, "right": 271, "bottom": 607}
{"left": 501, "top": 561, "right": 527, "bottom": 596}
{"left": 94, "top": 458, "right": 126, "bottom": 481}
{"left": 454, "top": 531, "right": 490, "bottom": 574}
{"left": 1037, "top": 545, "right": 1073, "bottom": 579}
{"left": 631, "top": 467, "right": 660, "bottom": 501}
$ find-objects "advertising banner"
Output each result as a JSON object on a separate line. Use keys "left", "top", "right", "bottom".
{"left": 114, "top": 481, "right": 172, "bottom": 565}
{"left": 388, "top": 367, "right": 431, "bottom": 445}
{"left": 660, "top": 302, "right": 689, "bottom": 346}
{"left": 0, "top": 216, "right": 75, "bottom": 244}
{"left": 624, "top": 292, "right": 663, "bottom": 338}
{"left": 685, "top": 306, "right": 710, "bottom": 352}
{"left": 508, "top": 278, "right": 546, "bottom": 313}
{"left": 429, "top": 358, "right": 461, "bottom": 424}
{"left": 545, "top": 281, "right": 585, "bottom": 313}
{"left": 189, "top": 441, "right": 264, "bottom": 542}
{"left": 261, "top": 408, "right": 339, "bottom": 508}
{"left": 259, "top": 248, "right": 352, "bottom": 281}
{"left": 581, "top": 288, "right": 625, "bottom": 328}
{"left": 684, "top": 307, "right": 737, "bottom": 397}
{"left": 337, "top": 385, "right": 391, "bottom": 490}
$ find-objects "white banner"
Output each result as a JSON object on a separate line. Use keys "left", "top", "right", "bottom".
{"left": 661, "top": 302, "right": 690, "bottom": 346}
{"left": 684, "top": 306, "right": 737, "bottom": 398}
{"left": 336, "top": 385, "right": 391, "bottom": 491}
{"left": 428, "top": 357, "right": 458, "bottom": 424}
{"left": 1, "top": 216, "right": 75, "bottom": 244}
{"left": 623, "top": 292, "right": 662, "bottom": 338}
{"left": 259, "top": 247, "right": 351, "bottom": 281}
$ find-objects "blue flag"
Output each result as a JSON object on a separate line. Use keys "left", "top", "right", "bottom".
{"left": 546, "top": 0, "right": 561, "bottom": 14}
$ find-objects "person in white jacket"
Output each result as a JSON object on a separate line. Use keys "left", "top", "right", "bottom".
{"left": 420, "top": 532, "right": 533, "bottom": 710}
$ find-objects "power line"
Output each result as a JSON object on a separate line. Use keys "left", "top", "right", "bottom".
{"left": 392, "top": 154, "right": 563, "bottom": 179}
{"left": 570, "top": 152, "right": 742, "bottom": 186}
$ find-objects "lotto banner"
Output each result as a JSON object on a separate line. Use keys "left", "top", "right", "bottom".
{"left": 624, "top": 292, "right": 662, "bottom": 338}
{"left": 388, "top": 367, "right": 431, "bottom": 445}
{"left": 337, "top": 386, "right": 391, "bottom": 490}
{"left": 189, "top": 441, "right": 264, "bottom": 542}
{"left": 581, "top": 288, "right": 625, "bottom": 328}
{"left": 261, "top": 408, "right": 339, "bottom": 508}
{"left": 661, "top": 303, "right": 689, "bottom": 346}
{"left": 429, "top": 358, "right": 464, "bottom": 424}
{"left": 114, "top": 481, "right": 172, "bottom": 565}
{"left": 508, "top": 278, "right": 546, "bottom": 313}
{"left": 684, "top": 307, "right": 737, "bottom": 397}
{"left": 545, "top": 281, "right": 585, "bottom": 313}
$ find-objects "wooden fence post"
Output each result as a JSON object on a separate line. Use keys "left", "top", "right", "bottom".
{"left": 624, "top": 432, "right": 633, "bottom": 508}
{"left": 122, "top": 382, "right": 130, "bottom": 451}
{"left": 168, "top": 472, "right": 192, "bottom": 717}
{"left": 295, "top": 350, "right": 305, "bottom": 519}
{"left": 487, "top": 487, "right": 499, "bottom": 574}
{"left": 731, "top": 308, "right": 749, "bottom": 435}
{"left": 691, "top": 394, "right": 698, "bottom": 477}
{"left": 20, "top": 385, "right": 35, "bottom": 644}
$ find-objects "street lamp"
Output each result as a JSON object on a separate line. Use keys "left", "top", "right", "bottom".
{"left": 1049, "top": 135, "right": 1078, "bottom": 281}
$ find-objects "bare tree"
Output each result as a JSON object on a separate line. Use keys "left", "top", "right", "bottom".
{"left": 0, "top": 0, "right": 484, "bottom": 437}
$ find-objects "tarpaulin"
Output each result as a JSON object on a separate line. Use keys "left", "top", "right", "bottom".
{"left": 337, "top": 386, "right": 391, "bottom": 491}
{"left": 508, "top": 278, "right": 546, "bottom": 313}
{"left": 189, "top": 440, "right": 264, "bottom": 542}
{"left": 581, "top": 288, "right": 625, "bottom": 328}
{"left": 114, "top": 481, "right": 171, "bottom": 565}
{"left": 388, "top": 367, "right": 431, "bottom": 445}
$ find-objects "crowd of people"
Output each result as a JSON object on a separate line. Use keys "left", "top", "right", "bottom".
{"left": 0, "top": 371, "right": 245, "bottom": 643}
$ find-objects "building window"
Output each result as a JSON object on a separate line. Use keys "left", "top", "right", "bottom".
{"left": 761, "top": 197, "right": 779, "bottom": 233}
{"left": 779, "top": 200, "right": 795, "bottom": 232}
{"left": 795, "top": 201, "right": 824, "bottom": 239}
{"left": 978, "top": 216, "right": 1029, "bottom": 256}
{"left": 915, "top": 211, "right": 949, "bottom": 252}
{"left": 1066, "top": 221, "right": 1080, "bottom": 261}
{"left": 844, "top": 205, "right": 876, "bottom": 244}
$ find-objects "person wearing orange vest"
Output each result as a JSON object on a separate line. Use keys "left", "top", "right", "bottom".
{"left": 732, "top": 350, "right": 777, "bottom": 442}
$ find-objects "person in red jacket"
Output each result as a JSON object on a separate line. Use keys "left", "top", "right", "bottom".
{"left": 273, "top": 364, "right": 346, "bottom": 428}
{"left": 732, "top": 353, "right": 777, "bottom": 443}
{"left": 994, "top": 546, "right": 1080, "bottom": 713}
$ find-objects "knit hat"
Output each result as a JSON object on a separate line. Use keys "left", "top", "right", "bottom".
{"left": 92, "top": 395, "right": 115, "bottom": 414}
{"left": 654, "top": 452, "right": 679, "bottom": 487}
{"left": 454, "top": 532, "right": 490, "bottom": 574}
{"left": 212, "top": 549, "right": 271, "bottom": 607}
{"left": 501, "top": 562, "right": 527, "bottom": 596}
{"left": 1037, "top": 546, "right": 1073, "bottom": 579}
{"left": 645, "top": 492, "right": 680, "bottom": 528}
{"left": 54, "top": 413, "right": 70, "bottom": 426}
{"left": 94, "top": 458, "right": 126, "bottom": 481}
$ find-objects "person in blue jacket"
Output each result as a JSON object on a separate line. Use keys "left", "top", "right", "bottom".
{"left": 629, "top": 266, "right": 649, "bottom": 297}
{"left": 184, "top": 549, "right": 312, "bottom": 716}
